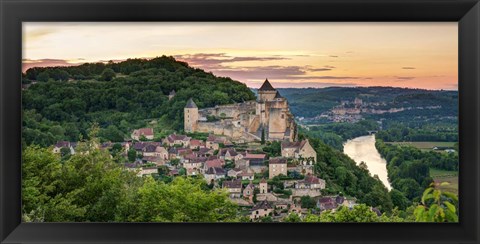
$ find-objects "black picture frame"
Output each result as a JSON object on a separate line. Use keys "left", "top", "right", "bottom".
{"left": 1, "top": 0, "right": 479, "bottom": 243}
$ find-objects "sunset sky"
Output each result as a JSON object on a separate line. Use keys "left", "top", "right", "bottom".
{"left": 23, "top": 22, "right": 458, "bottom": 90}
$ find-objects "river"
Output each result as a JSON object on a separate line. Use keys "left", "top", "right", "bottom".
{"left": 343, "top": 134, "right": 392, "bottom": 190}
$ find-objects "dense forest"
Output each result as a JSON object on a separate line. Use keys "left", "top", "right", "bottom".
{"left": 22, "top": 56, "right": 256, "bottom": 147}
{"left": 303, "top": 120, "right": 379, "bottom": 150}
{"left": 375, "top": 139, "right": 458, "bottom": 203}
{"left": 376, "top": 123, "right": 457, "bottom": 142}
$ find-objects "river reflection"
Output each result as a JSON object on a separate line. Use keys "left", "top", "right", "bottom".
{"left": 343, "top": 134, "right": 392, "bottom": 190}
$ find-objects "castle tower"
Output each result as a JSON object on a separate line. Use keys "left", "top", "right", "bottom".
{"left": 184, "top": 98, "right": 198, "bottom": 133}
{"left": 257, "top": 78, "right": 277, "bottom": 102}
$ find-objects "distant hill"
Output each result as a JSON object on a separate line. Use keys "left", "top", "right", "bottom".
{"left": 276, "top": 87, "right": 458, "bottom": 119}
{"left": 22, "top": 56, "right": 256, "bottom": 146}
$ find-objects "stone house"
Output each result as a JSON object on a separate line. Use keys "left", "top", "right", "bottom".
{"left": 204, "top": 167, "right": 226, "bottom": 183}
{"left": 281, "top": 139, "right": 317, "bottom": 164}
{"left": 317, "top": 196, "right": 343, "bottom": 212}
{"left": 204, "top": 158, "right": 224, "bottom": 171}
{"left": 222, "top": 179, "right": 242, "bottom": 198}
{"left": 52, "top": 141, "right": 76, "bottom": 155}
{"left": 268, "top": 157, "right": 287, "bottom": 179}
{"left": 164, "top": 134, "right": 191, "bottom": 147}
{"left": 155, "top": 146, "right": 169, "bottom": 160}
{"left": 243, "top": 182, "right": 255, "bottom": 199}
{"left": 142, "top": 156, "right": 163, "bottom": 165}
{"left": 183, "top": 158, "right": 204, "bottom": 175}
{"left": 196, "top": 147, "right": 214, "bottom": 157}
{"left": 239, "top": 171, "right": 254, "bottom": 181}
{"left": 142, "top": 144, "right": 158, "bottom": 157}
{"left": 189, "top": 139, "right": 205, "bottom": 149}
{"left": 234, "top": 158, "right": 249, "bottom": 169}
{"left": 205, "top": 134, "right": 227, "bottom": 150}
{"left": 131, "top": 128, "right": 154, "bottom": 141}
{"left": 227, "top": 168, "right": 243, "bottom": 178}
{"left": 137, "top": 166, "right": 158, "bottom": 177}
{"left": 218, "top": 148, "right": 241, "bottom": 161}
{"left": 296, "top": 175, "right": 326, "bottom": 190}
{"left": 250, "top": 200, "right": 274, "bottom": 220}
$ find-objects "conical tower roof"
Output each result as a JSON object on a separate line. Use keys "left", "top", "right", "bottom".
{"left": 185, "top": 98, "right": 197, "bottom": 108}
{"left": 274, "top": 91, "right": 283, "bottom": 99}
{"left": 258, "top": 78, "right": 276, "bottom": 91}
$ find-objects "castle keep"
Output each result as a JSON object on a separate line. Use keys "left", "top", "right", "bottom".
{"left": 184, "top": 79, "right": 297, "bottom": 142}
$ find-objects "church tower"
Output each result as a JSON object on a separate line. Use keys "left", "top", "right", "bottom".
{"left": 184, "top": 98, "right": 198, "bottom": 133}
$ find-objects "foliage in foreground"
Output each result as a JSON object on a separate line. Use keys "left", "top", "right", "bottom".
{"left": 22, "top": 137, "right": 238, "bottom": 222}
{"left": 414, "top": 183, "right": 458, "bottom": 222}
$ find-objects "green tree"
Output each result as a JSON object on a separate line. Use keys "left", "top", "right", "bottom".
{"left": 100, "top": 68, "right": 116, "bottom": 81}
{"left": 127, "top": 148, "right": 137, "bottom": 162}
{"left": 300, "top": 196, "right": 316, "bottom": 209}
{"left": 283, "top": 213, "right": 302, "bottom": 222}
{"left": 389, "top": 189, "right": 409, "bottom": 210}
{"left": 36, "top": 71, "right": 50, "bottom": 82}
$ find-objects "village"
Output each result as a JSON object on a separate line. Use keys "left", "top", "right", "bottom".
{"left": 50, "top": 80, "right": 359, "bottom": 222}
{"left": 52, "top": 129, "right": 359, "bottom": 221}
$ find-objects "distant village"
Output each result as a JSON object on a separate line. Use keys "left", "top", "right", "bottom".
{"left": 299, "top": 97, "right": 442, "bottom": 124}
{"left": 50, "top": 80, "right": 360, "bottom": 221}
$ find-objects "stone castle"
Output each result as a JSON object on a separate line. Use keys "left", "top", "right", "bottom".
{"left": 184, "top": 79, "right": 297, "bottom": 143}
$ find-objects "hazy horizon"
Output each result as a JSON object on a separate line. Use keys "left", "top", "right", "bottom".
{"left": 23, "top": 22, "right": 458, "bottom": 90}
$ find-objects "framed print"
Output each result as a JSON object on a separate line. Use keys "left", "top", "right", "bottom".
{"left": 1, "top": 0, "right": 479, "bottom": 244}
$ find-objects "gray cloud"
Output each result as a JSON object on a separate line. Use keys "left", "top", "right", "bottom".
{"left": 395, "top": 76, "right": 416, "bottom": 80}
{"left": 402, "top": 67, "right": 416, "bottom": 69}
{"left": 173, "top": 53, "right": 289, "bottom": 69}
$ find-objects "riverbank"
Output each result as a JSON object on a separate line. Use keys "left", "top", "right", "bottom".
{"left": 343, "top": 135, "right": 392, "bottom": 190}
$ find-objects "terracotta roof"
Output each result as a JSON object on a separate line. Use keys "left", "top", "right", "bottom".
{"left": 167, "top": 134, "right": 190, "bottom": 143}
{"left": 258, "top": 79, "right": 276, "bottom": 91}
{"left": 302, "top": 175, "right": 321, "bottom": 184}
{"left": 251, "top": 200, "right": 273, "bottom": 211}
{"left": 142, "top": 156, "right": 162, "bottom": 162}
{"left": 190, "top": 139, "right": 204, "bottom": 147}
{"left": 269, "top": 158, "right": 287, "bottom": 164}
{"left": 205, "top": 159, "right": 224, "bottom": 168}
{"left": 206, "top": 167, "right": 226, "bottom": 175}
{"left": 133, "top": 128, "right": 154, "bottom": 137}
{"left": 133, "top": 142, "right": 146, "bottom": 150}
{"left": 55, "top": 141, "right": 71, "bottom": 148}
{"left": 223, "top": 179, "right": 242, "bottom": 189}
{"left": 185, "top": 98, "right": 198, "bottom": 108}
{"left": 143, "top": 144, "right": 157, "bottom": 152}
{"left": 260, "top": 178, "right": 267, "bottom": 184}
{"left": 244, "top": 153, "right": 266, "bottom": 159}
{"left": 281, "top": 140, "right": 307, "bottom": 150}
{"left": 218, "top": 148, "right": 237, "bottom": 157}
{"left": 197, "top": 148, "right": 212, "bottom": 155}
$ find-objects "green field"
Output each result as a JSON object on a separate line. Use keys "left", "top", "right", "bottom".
{"left": 386, "top": 141, "right": 456, "bottom": 151}
{"left": 430, "top": 168, "right": 459, "bottom": 178}
{"left": 430, "top": 168, "right": 459, "bottom": 195}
